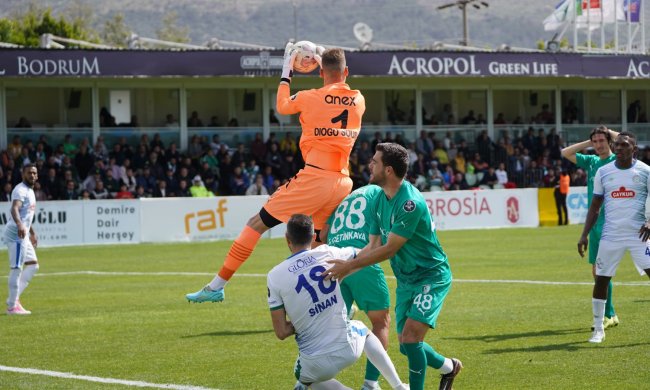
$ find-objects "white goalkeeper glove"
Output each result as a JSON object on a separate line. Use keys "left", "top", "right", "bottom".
{"left": 314, "top": 45, "right": 325, "bottom": 68}
{"left": 281, "top": 42, "right": 298, "bottom": 84}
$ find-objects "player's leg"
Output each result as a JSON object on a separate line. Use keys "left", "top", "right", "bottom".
{"left": 589, "top": 229, "right": 617, "bottom": 327}
{"left": 589, "top": 240, "right": 624, "bottom": 343}
{"left": 362, "top": 309, "right": 390, "bottom": 389}
{"left": 360, "top": 327, "right": 407, "bottom": 390}
{"left": 186, "top": 212, "right": 270, "bottom": 303}
{"left": 349, "top": 320, "right": 406, "bottom": 390}
{"left": 395, "top": 281, "right": 459, "bottom": 390}
{"left": 16, "top": 239, "right": 38, "bottom": 312}
{"left": 7, "top": 240, "right": 29, "bottom": 315}
{"left": 211, "top": 213, "right": 270, "bottom": 287}
{"left": 17, "top": 260, "right": 38, "bottom": 312}
{"left": 342, "top": 266, "right": 391, "bottom": 389}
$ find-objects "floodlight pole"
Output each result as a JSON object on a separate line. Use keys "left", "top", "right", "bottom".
{"left": 437, "top": 0, "right": 489, "bottom": 47}
{"left": 462, "top": 4, "right": 469, "bottom": 47}
{"left": 292, "top": 0, "right": 298, "bottom": 41}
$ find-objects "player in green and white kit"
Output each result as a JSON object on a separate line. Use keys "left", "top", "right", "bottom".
{"left": 321, "top": 184, "right": 391, "bottom": 390}
{"left": 326, "top": 143, "right": 461, "bottom": 390}
{"left": 561, "top": 126, "right": 619, "bottom": 329}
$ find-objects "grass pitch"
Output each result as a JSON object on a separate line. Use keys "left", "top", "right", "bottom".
{"left": 1, "top": 224, "right": 649, "bottom": 389}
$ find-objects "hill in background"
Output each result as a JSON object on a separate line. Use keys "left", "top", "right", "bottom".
{"left": 0, "top": 0, "right": 646, "bottom": 50}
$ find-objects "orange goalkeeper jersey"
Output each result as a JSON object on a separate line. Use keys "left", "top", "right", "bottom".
{"left": 276, "top": 82, "right": 365, "bottom": 175}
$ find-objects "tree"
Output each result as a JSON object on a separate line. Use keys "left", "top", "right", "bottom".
{"left": 102, "top": 13, "right": 131, "bottom": 47}
{"left": 156, "top": 11, "right": 189, "bottom": 43}
{"left": 64, "top": 0, "right": 99, "bottom": 42}
{"left": 0, "top": 2, "right": 98, "bottom": 47}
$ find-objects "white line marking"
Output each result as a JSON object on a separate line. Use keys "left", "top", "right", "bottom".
{"left": 0, "top": 364, "right": 217, "bottom": 389}
{"left": 20, "top": 271, "right": 650, "bottom": 286}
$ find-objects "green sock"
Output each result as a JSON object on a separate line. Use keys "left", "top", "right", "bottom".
{"left": 364, "top": 359, "right": 381, "bottom": 382}
{"left": 401, "top": 343, "right": 427, "bottom": 390}
{"left": 421, "top": 341, "right": 446, "bottom": 369}
{"left": 605, "top": 279, "right": 616, "bottom": 318}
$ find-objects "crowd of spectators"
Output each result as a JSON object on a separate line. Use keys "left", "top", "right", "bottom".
{"left": 0, "top": 131, "right": 304, "bottom": 201}
{"left": 1, "top": 125, "right": 648, "bottom": 202}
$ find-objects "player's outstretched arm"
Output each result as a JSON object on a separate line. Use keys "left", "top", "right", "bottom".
{"left": 578, "top": 196, "right": 603, "bottom": 257}
{"left": 326, "top": 233, "right": 407, "bottom": 280}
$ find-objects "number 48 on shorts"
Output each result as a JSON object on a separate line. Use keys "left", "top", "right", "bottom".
{"left": 413, "top": 292, "right": 433, "bottom": 315}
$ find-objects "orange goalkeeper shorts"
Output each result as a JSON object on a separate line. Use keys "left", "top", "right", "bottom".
{"left": 262, "top": 165, "right": 353, "bottom": 230}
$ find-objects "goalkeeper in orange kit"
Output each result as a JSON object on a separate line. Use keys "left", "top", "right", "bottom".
{"left": 186, "top": 43, "right": 366, "bottom": 303}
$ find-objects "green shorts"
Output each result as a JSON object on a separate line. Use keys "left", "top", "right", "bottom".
{"left": 588, "top": 226, "right": 602, "bottom": 265}
{"left": 340, "top": 264, "right": 390, "bottom": 313}
{"left": 394, "top": 278, "right": 451, "bottom": 334}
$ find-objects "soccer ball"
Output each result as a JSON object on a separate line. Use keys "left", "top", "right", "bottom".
{"left": 292, "top": 40, "right": 319, "bottom": 74}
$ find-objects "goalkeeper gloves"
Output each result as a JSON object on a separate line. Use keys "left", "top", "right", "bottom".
{"left": 281, "top": 42, "right": 298, "bottom": 84}
{"left": 314, "top": 45, "right": 325, "bottom": 68}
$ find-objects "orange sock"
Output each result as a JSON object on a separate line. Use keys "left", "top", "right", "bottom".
{"left": 218, "top": 226, "right": 262, "bottom": 280}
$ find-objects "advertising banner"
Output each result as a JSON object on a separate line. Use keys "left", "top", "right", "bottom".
{"left": 537, "top": 188, "right": 560, "bottom": 226}
{"left": 139, "top": 196, "right": 286, "bottom": 243}
{"left": 2, "top": 49, "right": 650, "bottom": 79}
{"left": 0, "top": 200, "right": 84, "bottom": 247}
{"left": 567, "top": 186, "right": 588, "bottom": 224}
{"left": 83, "top": 200, "right": 140, "bottom": 244}
{"left": 422, "top": 188, "right": 539, "bottom": 230}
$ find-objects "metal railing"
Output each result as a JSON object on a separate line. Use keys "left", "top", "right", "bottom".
{"left": 8, "top": 122, "right": 649, "bottom": 152}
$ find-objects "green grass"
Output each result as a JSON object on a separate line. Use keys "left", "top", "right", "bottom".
{"left": 1, "top": 225, "right": 649, "bottom": 389}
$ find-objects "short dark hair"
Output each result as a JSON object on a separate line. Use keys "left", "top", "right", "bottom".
{"left": 589, "top": 125, "right": 612, "bottom": 143}
{"left": 617, "top": 131, "right": 637, "bottom": 145}
{"left": 321, "top": 48, "right": 346, "bottom": 73}
{"left": 287, "top": 214, "right": 314, "bottom": 246}
{"left": 375, "top": 143, "right": 409, "bottom": 178}
{"left": 22, "top": 163, "right": 37, "bottom": 172}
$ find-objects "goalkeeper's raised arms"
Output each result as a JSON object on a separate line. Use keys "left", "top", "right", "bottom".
{"left": 281, "top": 42, "right": 298, "bottom": 85}
{"left": 314, "top": 45, "right": 325, "bottom": 68}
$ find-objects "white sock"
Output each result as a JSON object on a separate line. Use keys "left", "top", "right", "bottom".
{"left": 362, "top": 379, "right": 379, "bottom": 389}
{"left": 592, "top": 298, "right": 606, "bottom": 331}
{"left": 363, "top": 332, "right": 404, "bottom": 389}
{"left": 18, "top": 263, "right": 39, "bottom": 297}
{"left": 208, "top": 275, "right": 227, "bottom": 291}
{"left": 310, "top": 379, "right": 351, "bottom": 390}
{"left": 7, "top": 268, "right": 21, "bottom": 308}
{"left": 440, "top": 358, "right": 454, "bottom": 374}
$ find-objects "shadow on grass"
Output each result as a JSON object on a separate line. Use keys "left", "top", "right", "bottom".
{"left": 181, "top": 329, "right": 273, "bottom": 338}
{"left": 446, "top": 328, "right": 585, "bottom": 343}
{"left": 483, "top": 341, "right": 650, "bottom": 354}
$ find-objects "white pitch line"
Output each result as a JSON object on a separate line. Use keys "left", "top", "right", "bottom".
{"left": 20, "top": 271, "right": 650, "bottom": 287}
{"left": 0, "top": 364, "right": 217, "bottom": 390}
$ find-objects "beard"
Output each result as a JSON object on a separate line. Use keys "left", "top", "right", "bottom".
{"left": 369, "top": 173, "right": 383, "bottom": 186}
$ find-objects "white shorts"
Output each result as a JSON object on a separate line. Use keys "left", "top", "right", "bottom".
{"left": 6, "top": 238, "right": 37, "bottom": 269}
{"left": 595, "top": 239, "right": 650, "bottom": 277}
{"left": 294, "top": 320, "right": 368, "bottom": 384}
